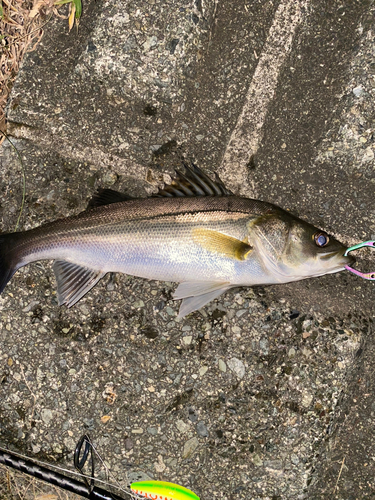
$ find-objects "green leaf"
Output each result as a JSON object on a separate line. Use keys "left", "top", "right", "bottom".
{"left": 73, "top": 0, "right": 82, "bottom": 19}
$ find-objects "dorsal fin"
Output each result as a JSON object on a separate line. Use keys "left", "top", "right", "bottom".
{"left": 155, "top": 163, "right": 233, "bottom": 198}
{"left": 87, "top": 188, "right": 134, "bottom": 209}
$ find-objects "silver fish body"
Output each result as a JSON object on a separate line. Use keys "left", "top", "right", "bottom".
{"left": 0, "top": 166, "right": 353, "bottom": 316}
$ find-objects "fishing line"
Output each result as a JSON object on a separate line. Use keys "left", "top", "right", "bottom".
{"left": 0, "top": 130, "right": 26, "bottom": 232}
{"left": 344, "top": 240, "right": 375, "bottom": 280}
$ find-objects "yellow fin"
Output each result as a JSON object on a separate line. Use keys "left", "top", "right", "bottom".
{"left": 192, "top": 228, "right": 252, "bottom": 261}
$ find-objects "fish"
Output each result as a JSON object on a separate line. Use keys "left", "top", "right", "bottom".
{"left": 0, "top": 164, "right": 354, "bottom": 317}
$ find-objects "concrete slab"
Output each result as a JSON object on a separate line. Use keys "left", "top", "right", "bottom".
{"left": 0, "top": 0, "right": 374, "bottom": 498}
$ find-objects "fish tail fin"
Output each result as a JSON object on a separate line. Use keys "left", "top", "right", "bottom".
{"left": 0, "top": 233, "right": 20, "bottom": 295}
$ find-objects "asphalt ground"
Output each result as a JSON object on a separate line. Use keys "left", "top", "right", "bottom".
{"left": 0, "top": 0, "right": 374, "bottom": 498}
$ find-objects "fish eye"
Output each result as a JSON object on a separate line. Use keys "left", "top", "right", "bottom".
{"left": 314, "top": 231, "right": 329, "bottom": 247}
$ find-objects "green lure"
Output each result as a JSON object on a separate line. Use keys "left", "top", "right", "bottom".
{"left": 130, "top": 480, "right": 200, "bottom": 500}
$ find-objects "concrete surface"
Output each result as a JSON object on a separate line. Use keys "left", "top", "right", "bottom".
{"left": 0, "top": 0, "right": 374, "bottom": 498}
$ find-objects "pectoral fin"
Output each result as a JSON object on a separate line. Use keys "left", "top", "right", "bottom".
{"left": 192, "top": 228, "right": 252, "bottom": 261}
{"left": 174, "top": 281, "right": 232, "bottom": 317}
{"left": 53, "top": 261, "right": 106, "bottom": 307}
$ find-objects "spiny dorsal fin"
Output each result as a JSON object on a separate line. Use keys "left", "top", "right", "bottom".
{"left": 87, "top": 189, "right": 134, "bottom": 209}
{"left": 155, "top": 163, "right": 233, "bottom": 198}
{"left": 53, "top": 261, "right": 106, "bottom": 307}
{"left": 192, "top": 228, "right": 253, "bottom": 261}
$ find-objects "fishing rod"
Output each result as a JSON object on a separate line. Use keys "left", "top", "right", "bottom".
{"left": 0, "top": 434, "right": 200, "bottom": 500}
{"left": 0, "top": 434, "right": 132, "bottom": 500}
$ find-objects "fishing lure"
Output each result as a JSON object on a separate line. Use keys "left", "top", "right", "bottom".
{"left": 130, "top": 480, "right": 200, "bottom": 500}
{"left": 344, "top": 240, "right": 375, "bottom": 280}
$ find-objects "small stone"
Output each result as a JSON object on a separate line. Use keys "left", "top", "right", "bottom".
{"left": 131, "top": 428, "right": 144, "bottom": 434}
{"left": 102, "top": 171, "right": 117, "bottom": 185}
{"left": 353, "top": 85, "right": 364, "bottom": 97}
{"left": 183, "top": 336, "right": 192, "bottom": 345}
{"left": 143, "top": 35, "right": 158, "bottom": 50}
{"left": 101, "top": 415, "right": 111, "bottom": 424}
{"left": 41, "top": 409, "right": 53, "bottom": 425}
{"left": 362, "top": 147, "right": 374, "bottom": 162}
{"left": 291, "top": 454, "right": 300, "bottom": 465}
{"left": 218, "top": 359, "right": 227, "bottom": 372}
{"left": 182, "top": 437, "right": 199, "bottom": 459}
{"left": 301, "top": 392, "right": 313, "bottom": 408}
{"left": 133, "top": 300, "right": 144, "bottom": 308}
{"left": 166, "top": 307, "right": 175, "bottom": 316}
{"left": 147, "top": 427, "right": 158, "bottom": 435}
{"left": 199, "top": 366, "right": 208, "bottom": 377}
{"left": 264, "top": 459, "right": 283, "bottom": 470}
{"left": 176, "top": 419, "right": 190, "bottom": 433}
{"left": 124, "top": 437, "right": 134, "bottom": 450}
{"left": 31, "top": 444, "right": 41, "bottom": 454}
{"left": 196, "top": 421, "right": 208, "bottom": 437}
{"left": 154, "top": 455, "right": 166, "bottom": 473}
{"left": 252, "top": 454, "right": 263, "bottom": 466}
{"left": 288, "top": 348, "right": 296, "bottom": 358}
{"left": 259, "top": 338, "right": 269, "bottom": 355}
{"left": 227, "top": 357, "right": 245, "bottom": 379}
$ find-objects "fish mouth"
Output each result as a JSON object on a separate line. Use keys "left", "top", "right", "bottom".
{"left": 319, "top": 249, "right": 355, "bottom": 267}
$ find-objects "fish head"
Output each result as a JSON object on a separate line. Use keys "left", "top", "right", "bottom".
{"left": 249, "top": 211, "right": 354, "bottom": 282}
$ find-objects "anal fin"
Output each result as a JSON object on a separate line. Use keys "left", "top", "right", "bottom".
{"left": 173, "top": 281, "right": 232, "bottom": 317}
{"left": 53, "top": 261, "right": 106, "bottom": 307}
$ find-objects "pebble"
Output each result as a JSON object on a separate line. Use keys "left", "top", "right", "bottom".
{"left": 196, "top": 421, "right": 208, "bottom": 437}
{"left": 227, "top": 357, "right": 245, "bottom": 379}
{"left": 199, "top": 366, "right": 208, "bottom": 376}
{"left": 259, "top": 338, "right": 269, "bottom": 355}
{"left": 176, "top": 419, "right": 190, "bottom": 433}
{"left": 301, "top": 392, "right": 313, "bottom": 408}
{"left": 252, "top": 454, "right": 263, "bottom": 466}
{"left": 147, "top": 427, "right": 158, "bottom": 435}
{"left": 124, "top": 438, "right": 134, "bottom": 450}
{"left": 102, "top": 171, "right": 117, "bottom": 184}
{"left": 288, "top": 348, "right": 296, "bottom": 358}
{"left": 41, "top": 409, "right": 53, "bottom": 425}
{"left": 182, "top": 437, "right": 199, "bottom": 459}
{"left": 352, "top": 85, "right": 364, "bottom": 97}
{"left": 218, "top": 359, "right": 227, "bottom": 372}
{"left": 264, "top": 460, "right": 283, "bottom": 470}
{"left": 362, "top": 147, "right": 374, "bottom": 162}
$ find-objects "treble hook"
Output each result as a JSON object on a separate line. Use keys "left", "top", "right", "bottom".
{"left": 344, "top": 240, "right": 375, "bottom": 280}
